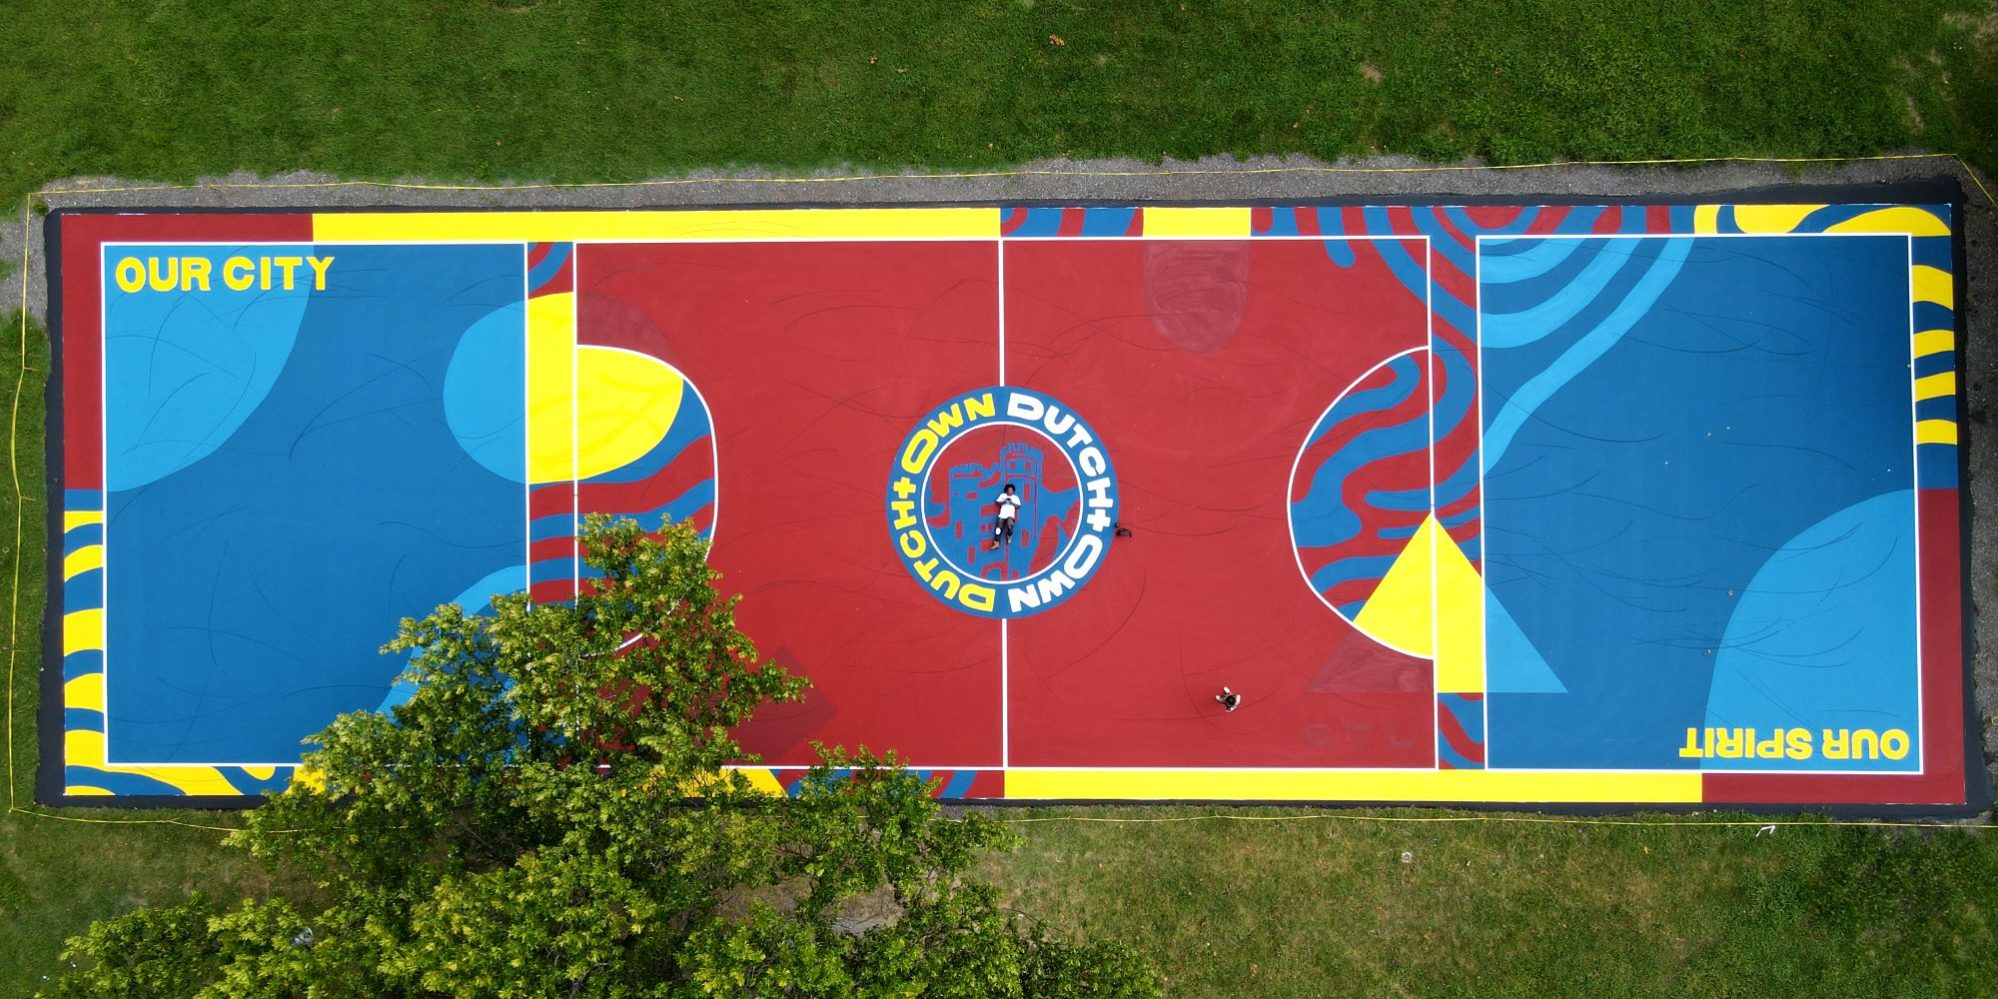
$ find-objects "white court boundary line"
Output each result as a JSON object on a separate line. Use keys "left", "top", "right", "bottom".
{"left": 1472, "top": 227, "right": 1928, "bottom": 777}
{"left": 77, "top": 221, "right": 1950, "bottom": 781}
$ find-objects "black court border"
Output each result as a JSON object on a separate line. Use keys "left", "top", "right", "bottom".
{"left": 34, "top": 177, "right": 1988, "bottom": 818}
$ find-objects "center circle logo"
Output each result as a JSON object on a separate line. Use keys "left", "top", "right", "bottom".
{"left": 886, "top": 387, "right": 1118, "bottom": 619}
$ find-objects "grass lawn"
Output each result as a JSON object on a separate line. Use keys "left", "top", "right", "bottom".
{"left": 1, "top": 1, "right": 1996, "bottom": 206}
{"left": 0, "top": 314, "right": 291, "bottom": 991}
{"left": 988, "top": 809, "right": 1997, "bottom": 997}
{"left": 4, "top": 1, "right": 1998, "bottom": 993}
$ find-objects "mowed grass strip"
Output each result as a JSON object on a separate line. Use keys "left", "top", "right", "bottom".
{"left": 0, "top": 313, "right": 291, "bottom": 994}
{"left": 986, "top": 808, "right": 1998, "bottom": 997}
{"left": 2, "top": 1, "right": 1996, "bottom": 205}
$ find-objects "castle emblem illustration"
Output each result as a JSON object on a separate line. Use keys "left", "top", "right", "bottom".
{"left": 934, "top": 442, "right": 1069, "bottom": 580}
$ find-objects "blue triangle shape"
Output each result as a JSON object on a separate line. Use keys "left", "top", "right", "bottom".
{"left": 1485, "top": 592, "right": 1566, "bottom": 694}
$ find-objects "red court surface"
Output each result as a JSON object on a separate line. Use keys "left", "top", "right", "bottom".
{"left": 45, "top": 201, "right": 1978, "bottom": 810}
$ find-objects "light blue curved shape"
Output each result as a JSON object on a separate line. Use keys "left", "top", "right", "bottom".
{"left": 442, "top": 302, "right": 529, "bottom": 483}
{"left": 1360, "top": 207, "right": 1476, "bottom": 333}
{"left": 1407, "top": 207, "right": 1478, "bottom": 274}
{"left": 1479, "top": 236, "right": 1590, "bottom": 283}
{"left": 1444, "top": 205, "right": 1543, "bottom": 239}
{"left": 1366, "top": 336, "right": 1476, "bottom": 513}
{"left": 1290, "top": 355, "right": 1425, "bottom": 548}
{"left": 103, "top": 245, "right": 312, "bottom": 490}
{"left": 1482, "top": 237, "right": 1692, "bottom": 473}
{"left": 1702, "top": 491, "right": 1920, "bottom": 771}
{"left": 376, "top": 562, "right": 528, "bottom": 713}
{"left": 1482, "top": 239, "right": 1648, "bottom": 349}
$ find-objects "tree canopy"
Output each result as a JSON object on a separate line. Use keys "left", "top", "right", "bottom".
{"left": 46, "top": 517, "right": 1161, "bottom": 997}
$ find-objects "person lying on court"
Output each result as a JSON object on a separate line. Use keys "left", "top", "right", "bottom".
{"left": 993, "top": 483, "right": 1021, "bottom": 546}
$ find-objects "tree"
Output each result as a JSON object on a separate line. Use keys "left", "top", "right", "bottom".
{"left": 46, "top": 517, "right": 1161, "bottom": 998}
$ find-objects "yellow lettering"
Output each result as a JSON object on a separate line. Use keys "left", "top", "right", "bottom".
{"left": 224, "top": 257, "right": 254, "bottom": 291}
{"left": 113, "top": 257, "right": 145, "bottom": 293}
{"left": 146, "top": 256, "right": 177, "bottom": 292}
{"left": 929, "top": 568, "right": 961, "bottom": 600}
{"left": 1850, "top": 728, "right": 1879, "bottom": 760}
{"left": 1679, "top": 727, "right": 1705, "bottom": 758}
{"left": 959, "top": 584, "right": 995, "bottom": 612}
{"left": 1822, "top": 729, "right": 1849, "bottom": 760}
{"left": 925, "top": 403, "right": 966, "bottom": 438}
{"left": 891, "top": 499, "right": 917, "bottom": 531}
{"left": 272, "top": 256, "right": 303, "bottom": 290}
{"left": 306, "top": 255, "right": 334, "bottom": 290}
{"left": 1881, "top": 729, "right": 1910, "bottom": 761}
{"left": 963, "top": 392, "right": 996, "bottom": 421}
{"left": 180, "top": 257, "right": 212, "bottom": 292}
{"left": 1755, "top": 730, "right": 1785, "bottom": 759}
{"left": 1786, "top": 728, "right": 1813, "bottom": 760}
{"left": 901, "top": 429, "right": 938, "bottom": 475}
{"left": 898, "top": 529, "right": 925, "bottom": 559}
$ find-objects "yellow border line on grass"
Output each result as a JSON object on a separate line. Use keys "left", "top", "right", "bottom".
{"left": 3, "top": 151, "right": 1988, "bottom": 832}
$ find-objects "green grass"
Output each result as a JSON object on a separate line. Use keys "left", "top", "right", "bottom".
{"left": 5, "top": 3, "right": 1998, "bottom": 992}
{"left": 1, "top": 1, "right": 1995, "bottom": 208}
{"left": 0, "top": 313, "right": 290, "bottom": 992}
{"left": 986, "top": 810, "right": 1998, "bottom": 997}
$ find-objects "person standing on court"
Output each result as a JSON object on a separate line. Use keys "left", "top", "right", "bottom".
{"left": 994, "top": 483, "right": 1022, "bottom": 546}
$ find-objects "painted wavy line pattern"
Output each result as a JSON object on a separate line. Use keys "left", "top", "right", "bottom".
{"left": 1437, "top": 693, "right": 1486, "bottom": 769}
{"left": 59, "top": 489, "right": 288, "bottom": 797}
{"left": 1001, "top": 206, "right": 1143, "bottom": 238}
{"left": 1290, "top": 353, "right": 1433, "bottom": 619}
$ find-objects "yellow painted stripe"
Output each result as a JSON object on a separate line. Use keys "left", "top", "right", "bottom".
{"left": 64, "top": 730, "right": 248, "bottom": 796}
{"left": 738, "top": 768, "right": 786, "bottom": 796}
{"left": 64, "top": 672, "right": 104, "bottom": 713}
{"left": 1825, "top": 206, "right": 1951, "bottom": 237}
{"left": 62, "top": 609, "right": 104, "bottom": 656}
{"left": 1913, "top": 328, "right": 1954, "bottom": 358}
{"left": 1142, "top": 207, "right": 1252, "bottom": 238}
{"left": 1005, "top": 769, "right": 1703, "bottom": 803}
{"left": 1692, "top": 205, "right": 1722, "bottom": 234}
{"left": 1915, "top": 372, "right": 1956, "bottom": 402}
{"left": 525, "top": 292, "right": 577, "bottom": 486}
{"left": 63, "top": 510, "right": 103, "bottom": 532}
{"left": 1728, "top": 204, "right": 1823, "bottom": 233}
{"left": 64, "top": 786, "right": 115, "bottom": 796}
{"left": 1911, "top": 265, "right": 1953, "bottom": 309}
{"left": 1916, "top": 419, "right": 1958, "bottom": 446}
{"left": 313, "top": 208, "right": 1000, "bottom": 243}
{"left": 63, "top": 544, "right": 103, "bottom": 581}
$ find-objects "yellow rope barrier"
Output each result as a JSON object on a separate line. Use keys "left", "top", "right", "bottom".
{"left": 5, "top": 151, "right": 1989, "bottom": 833}
{"left": 7, "top": 198, "right": 24, "bottom": 817}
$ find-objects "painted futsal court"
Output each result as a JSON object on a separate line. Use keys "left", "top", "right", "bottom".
{"left": 40, "top": 191, "right": 1979, "bottom": 810}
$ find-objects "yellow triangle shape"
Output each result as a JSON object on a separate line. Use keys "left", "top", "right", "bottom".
{"left": 1352, "top": 515, "right": 1488, "bottom": 693}
{"left": 1353, "top": 518, "right": 1436, "bottom": 657}
{"left": 1433, "top": 524, "right": 1486, "bottom": 694}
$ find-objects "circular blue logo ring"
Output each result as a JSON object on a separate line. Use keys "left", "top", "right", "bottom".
{"left": 885, "top": 387, "right": 1118, "bottom": 620}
